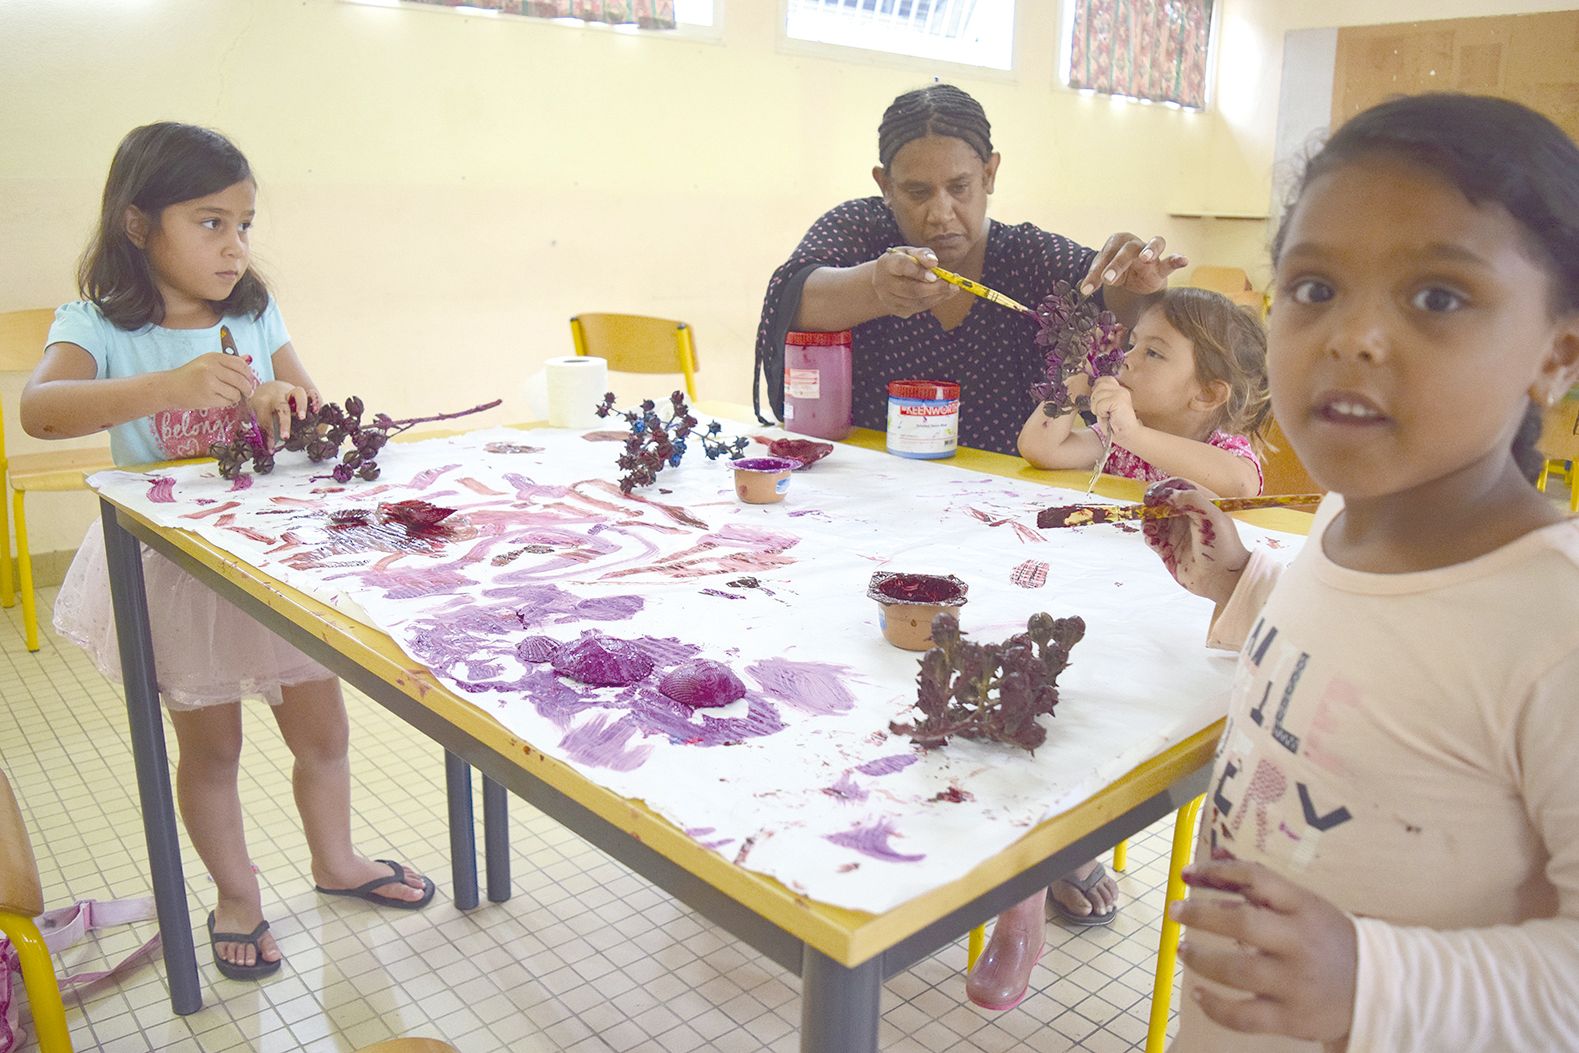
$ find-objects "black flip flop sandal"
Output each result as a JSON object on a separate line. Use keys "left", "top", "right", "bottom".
{"left": 207, "top": 910, "right": 282, "bottom": 981}
{"left": 314, "top": 858, "right": 435, "bottom": 910}
{"left": 1048, "top": 863, "right": 1119, "bottom": 927}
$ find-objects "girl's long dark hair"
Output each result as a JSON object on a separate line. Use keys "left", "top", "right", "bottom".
{"left": 1274, "top": 94, "right": 1579, "bottom": 483}
{"left": 78, "top": 122, "right": 270, "bottom": 330}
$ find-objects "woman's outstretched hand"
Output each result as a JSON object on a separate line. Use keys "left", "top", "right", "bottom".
{"left": 1173, "top": 858, "right": 1357, "bottom": 1048}
{"left": 1080, "top": 233, "right": 1188, "bottom": 297}
{"left": 872, "top": 246, "right": 959, "bottom": 317}
{"left": 1141, "top": 478, "right": 1250, "bottom": 606}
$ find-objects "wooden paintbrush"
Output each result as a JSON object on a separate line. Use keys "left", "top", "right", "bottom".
{"left": 1037, "top": 493, "right": 1323, "bottom": 529}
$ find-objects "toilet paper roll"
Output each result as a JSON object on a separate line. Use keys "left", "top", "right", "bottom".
{"left": 545, "top": 356, "right": 609, "bottom": 429}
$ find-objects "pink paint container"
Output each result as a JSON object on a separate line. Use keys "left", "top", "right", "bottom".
{"left": 783, "top": 330, "right": 853, "bottom": 441}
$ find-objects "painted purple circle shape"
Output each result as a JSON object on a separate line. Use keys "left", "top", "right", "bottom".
{"left": 551, "top": 635, "right": 655, "bottom": 686}
{"left": 658, "top": 660, "right": 747, "bottom": 710}
{"left": 732, "top": 457, "right": 803, "bottom": 473}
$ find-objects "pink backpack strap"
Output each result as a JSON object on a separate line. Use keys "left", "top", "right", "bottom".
{"left": 1, "top": 898, "right": 161, "bottom": 1052}
{"left": 38, "top": 898, "right": 162, "bottom": 994}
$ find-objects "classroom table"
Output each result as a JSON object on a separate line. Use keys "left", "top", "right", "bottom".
{"left": 98, "top": 421, "right": 1312, "bottom": 1052}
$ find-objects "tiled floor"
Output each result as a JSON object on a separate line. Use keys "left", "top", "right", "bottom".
{"left": 1, "top": 585, "right": 1184, "bottom": 1052}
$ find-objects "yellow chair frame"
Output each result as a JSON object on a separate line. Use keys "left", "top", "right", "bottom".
{"left": 1536, "top": 394, "right": 1579, "bottom": 513}
{"left": 0, "top": 309, "right": 115, "bottom": 652}
{"left": 569, "top": 313, "right": 699, "bottom": 402}
{"left": 0, "top": 768, "right": 72, "bottom": 1053}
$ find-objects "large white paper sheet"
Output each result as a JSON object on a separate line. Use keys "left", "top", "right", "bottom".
{"left": 92, "top": 424, "right": 1303, "bottom": 911}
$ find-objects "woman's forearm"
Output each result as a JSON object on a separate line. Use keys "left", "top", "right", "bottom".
{"left": 21, "top": 373, "right": 171, "bottom": 440}
{"left": 792, "top": 262, "right": 889, "bottom": 330}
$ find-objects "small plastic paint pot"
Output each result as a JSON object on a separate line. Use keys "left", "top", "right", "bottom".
{"left": 866, "top": 571, "right": 969, "bottom": 651}
{"left": 732, "top": 456, "right": 802, "bottom": 504}
{"left": 886, "top": 379, "right": 960, "bottom": 460}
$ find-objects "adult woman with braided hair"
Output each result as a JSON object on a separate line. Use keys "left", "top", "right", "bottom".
{"left": 754, "top": 83, "right": 1188, "bottom": 456}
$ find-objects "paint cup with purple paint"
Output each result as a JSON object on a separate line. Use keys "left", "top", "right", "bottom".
{"left": 866, "top": 571, "right": 969, "bottom": 650}
{"left": 732, "top": 456, "right": 802, "bottom": 505}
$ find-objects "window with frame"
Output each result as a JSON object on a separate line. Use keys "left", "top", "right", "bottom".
{"left": 784, "top": 0, "right": 1016, "bottom": 72}
{"left": 343, "top": 0, "right": 716, "bottom": 30}
{"left": 1064, "top": 0, "right": 1213, "bottom": 109}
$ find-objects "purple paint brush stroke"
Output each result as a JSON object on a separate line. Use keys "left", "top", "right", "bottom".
{"left": 558, "top": 714, "right": 653, "bottom": 771}
{"left": 856, "top": 754, "right": 919, "bottom": 777}
{"left": 147, "top": 477, "right": 176, "bottom": 503}
{"left": 824, "top": 819, "right": 926, "bottom": 863}
{"left": 227, "top": 474, "right": 253, "bottom": 492}
{"left": 822, "top": 772, "right": 868, "bottom": 803}
{"left": 746, "top": 658, "right": 856, "bottom": 716}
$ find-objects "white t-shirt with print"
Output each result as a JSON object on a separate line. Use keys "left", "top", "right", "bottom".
{"left": 1171, "top": 495, "right": 1579, "bottom": 1053}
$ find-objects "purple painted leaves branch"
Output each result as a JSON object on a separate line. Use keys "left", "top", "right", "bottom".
{"left": 594, "top": 390, "right": 749, "bottom": 494}
{"left": 890, "top": 612, "right": 1087, "bottom": 753}
{"left": 1029, "top": 280, "right": 1128, "bottom": 418}
{"left": 210, "top": 397, "right": 501, "bottom": 482}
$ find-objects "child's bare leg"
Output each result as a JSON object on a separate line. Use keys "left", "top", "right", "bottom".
{"left": 1049, "top": 857, "right": 1117, "bottom": 919}
{"left": 272, "top": 679, "right": 426, "bottom": 900}
{"left": 168, "top": 703, "right": 280, "bottom": 969}
{"left": 966, "top": 888, "right": 1047, "bottom": 1010}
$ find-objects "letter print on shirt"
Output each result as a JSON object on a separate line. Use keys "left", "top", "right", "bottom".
{"left": 1207, "top": 616, "right": 1356, "bottom": 872}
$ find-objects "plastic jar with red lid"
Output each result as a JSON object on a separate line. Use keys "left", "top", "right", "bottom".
{"left": 886, "top": 379, "right": 960, "bottom": 459}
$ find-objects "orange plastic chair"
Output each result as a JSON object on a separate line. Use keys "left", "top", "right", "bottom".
{"left": 1182, "top": 265, "right": 1265, "bottom": 313}
{"left": 0, "top": 309, "right": 115, "bottom": 652}
{"left": 569, "top": 313, "right": 699, "bottom": 401}
{"left": 0, "top": 767, "right": 73, "bottom": 1053}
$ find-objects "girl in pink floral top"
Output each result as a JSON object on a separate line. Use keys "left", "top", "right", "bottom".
{"left": 1018, "top": 286, "right": 1269, "bottom": 497}
{"left": 966, "top": 287, "right": 1269, "bottom": 1014}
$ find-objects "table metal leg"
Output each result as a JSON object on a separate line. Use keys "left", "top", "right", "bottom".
{"left": 445, "top": 752, "right": 479, "bottom": 910}
{"left": 482, "top": 775, "right": 511, "bottom": 903}
{"left": 800, "top": 945, "right": 880, "bottom": 1053}
{"left": 100, "top": 501, "right": 202, "bottom": 1015}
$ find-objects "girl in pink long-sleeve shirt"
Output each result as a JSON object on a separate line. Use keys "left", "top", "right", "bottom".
{"left": 1143, "top": 93, "right": 1579, "bottom": 1052}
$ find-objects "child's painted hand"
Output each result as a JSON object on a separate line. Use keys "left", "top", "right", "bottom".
{"left": 248, "top": 380, "right": 318, "bottom": 441}
{"left": 872, "top": 246, "right": 958, "bottom": 318}
{"left": 1173, "top": 858, "right": 1357, "bottom": 1047}
{"left": 1141, "top": 478, "right": 1250, "bottom": 606}
{"left": 1088, "top": 376, "right": 1138, "bottom": 438}
{"left": 168, "top": 352, "right": 256, "bottom": 411}
{"left": 1079, "top": 233, "right": 1189, "bottom": 297}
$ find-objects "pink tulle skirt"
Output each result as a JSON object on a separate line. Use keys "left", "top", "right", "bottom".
{"left": 53, "top": 521, "right": 335, "bottom": 710}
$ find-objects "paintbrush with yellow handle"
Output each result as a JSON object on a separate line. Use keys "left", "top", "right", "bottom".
{"left": 1037, "top": 493, "right": 1323, "bottom": 529}
{"left": 888, "top": 248, "right": 1034, "bottom": 316}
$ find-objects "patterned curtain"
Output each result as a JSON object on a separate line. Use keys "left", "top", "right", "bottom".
{"left": 1068, "top": 0, "right": 1213, "bottom": 109}
{"left": 401, "top": 0, "right": 677, "bottom": 30}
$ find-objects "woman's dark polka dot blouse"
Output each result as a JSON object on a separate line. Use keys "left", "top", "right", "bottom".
{"left": 755, "top": 197, "right": 1097, "bottom": 456}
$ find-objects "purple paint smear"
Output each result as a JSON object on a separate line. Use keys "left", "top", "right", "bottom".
{"left": 822, "top": 772, "right": 868, "bottom": 803}
{"left": 227, "top": 473, "right": 253, "bottom": 492}
{"left": 558, "top": 714, "right": 653, "bottom": 771}
{"left": 856, "top": 754, "right": 919, "bottom": 777}
{"left": 746, "top": 658, "right": 856, "bottom": 716}
{"left": 408, "top": 625, "right": 787, "bottom": 768}
{"left": 147, "top": 477, "right": 175, "bottom": 503}
{"left": 824, "top": 819, "right": 925, "bottom": 863}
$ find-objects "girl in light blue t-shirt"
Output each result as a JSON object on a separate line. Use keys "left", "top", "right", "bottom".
{"left": 23, "top": 123, "right": 434, "bottom": 981}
